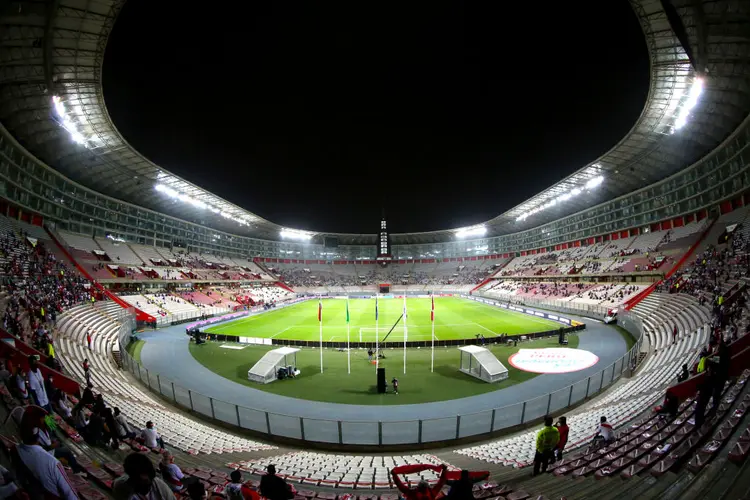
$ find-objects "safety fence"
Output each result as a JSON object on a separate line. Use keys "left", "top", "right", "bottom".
{"left": 119, "top": 309, "right": 644, "bottom": 446}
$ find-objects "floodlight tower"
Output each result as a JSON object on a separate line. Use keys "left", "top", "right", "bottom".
{"left": 376, "top": 212, "right": 392, "bottom": 294}
{"left": 376, "top": 211, "right": 392, "bottom": 265}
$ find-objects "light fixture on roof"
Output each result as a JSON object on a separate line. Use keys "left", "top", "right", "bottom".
{"left": 515, "top": 175, "right": 605, "bottom": 222}
{"left": 455, "top": 225, "right": 487, "bottom": 239}
{"left": 280, "top": 228, "right": 313, "bottom": 240}
{"left": 154, "top": 183, "right": 252, "bottom": 227}
{"left": 51, "top": 96, "right": 101, "bottom": 148}
{"left": 671, "top": 77, "right": 703, "bottom": 133}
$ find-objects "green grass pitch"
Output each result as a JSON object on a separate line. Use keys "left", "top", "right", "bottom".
{"left": 187, "top": 297, "right": 577, "bottom": 405}
{"left": 204, "top": 297, "right": 562, "bottom": 342}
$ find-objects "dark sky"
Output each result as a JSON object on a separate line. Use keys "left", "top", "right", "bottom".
{"left": 103, "top": 1, "right": 649, "bottom": 234}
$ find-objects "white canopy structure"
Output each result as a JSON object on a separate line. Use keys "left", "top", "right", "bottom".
{"left": 248, "top": 347, "right": 300, "bottom": 384}
{"left": 458, "top": 345, "right": 509, "bottom": 383}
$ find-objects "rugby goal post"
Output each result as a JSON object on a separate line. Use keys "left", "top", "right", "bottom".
{"left": 358, "top": 327, "right": 407, "bottom": 343}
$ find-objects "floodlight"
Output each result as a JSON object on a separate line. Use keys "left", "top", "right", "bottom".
{"left": 673, "top": 77, "right": 703, "bottom": 131}
{"left": 585, "top": 176, "right": 603, "bottom": 189}
{"left": 280, "top": 229, "right": 313, "bottom": 240}
{"left": 455, "top": 225, "right": 487, "bottom": 238}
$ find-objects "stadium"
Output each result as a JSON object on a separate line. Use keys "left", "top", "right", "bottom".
{"left": 0, "top": 0, "right": 749, "bottom": 499}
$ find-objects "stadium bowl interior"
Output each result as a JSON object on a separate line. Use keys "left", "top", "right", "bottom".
{"left": 0, "top": 0, "right": 749, "bottom": 498}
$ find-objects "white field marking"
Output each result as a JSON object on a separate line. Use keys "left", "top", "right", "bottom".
{"left": 472, "top": 322, "right": 499, "bottom": 336}
{"left": 219, "top": 344, "right": 247, "bottom": 350}
{"left": 205, "top": 322, "right": 243, "bottom": 332}
{"left": 270, "top": 327, "right": 292, "bottom": 338}
{"left": 328, "top": 336, "right": 337, "bottom": 341}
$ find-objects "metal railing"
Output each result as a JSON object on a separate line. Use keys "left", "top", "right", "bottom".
{"left": 476, "top": 293, "right": 612, "bottom": 318}
{"left": 153, "top": 307, "right": 230, "bottom": 327}
{"left": 118, "top": 309, "right": 644, "bottom": 446}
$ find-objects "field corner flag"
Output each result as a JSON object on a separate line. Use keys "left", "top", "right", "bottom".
{"left": 431, "top": 293, "right": 435, "bottom": 372}
{"left": 346, "top": 298, "right": 350, "bottom": 374}
{"left": 403, "top": 295, "right": 407, "bottom": 374}
{"left": 318, "top": 297, "right": 323, "bottom": 373}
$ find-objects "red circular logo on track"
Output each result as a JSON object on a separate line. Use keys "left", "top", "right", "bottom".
{"left": 508, "top": 348, "right": 599, "bottom": 374}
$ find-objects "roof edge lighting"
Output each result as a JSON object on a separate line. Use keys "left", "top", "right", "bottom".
{"left": 516, "top": 175, "right": 605, "bottom": 223}
{"left": 455, "top": 225, "right": 487, "bottom": 239}
{"left": 51, "top": 96, "right": 101, "bottom": 149}
{"left": 154, "top": 183, "right": 254, "bottom": 227}
{"left": 280, "top": 228, "right": 314, "bottom": 240}
{"left": 671, "top": 77, "right": 703, "bottom": 134}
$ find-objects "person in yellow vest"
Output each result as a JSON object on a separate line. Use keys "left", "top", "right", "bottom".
{"left": 533, "top": 416, "right": 560, "bottom": 476}
{"left": 697, "top": 354, "right": 708, "bottom": 373}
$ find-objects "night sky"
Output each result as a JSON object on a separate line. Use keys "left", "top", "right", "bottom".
{"left": 103, "top": 1, "right": 649, "bottom": 234}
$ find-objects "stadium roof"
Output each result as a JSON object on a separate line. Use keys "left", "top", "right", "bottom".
{"left": 0, "top": 0, "right": 749, "bottom": 246}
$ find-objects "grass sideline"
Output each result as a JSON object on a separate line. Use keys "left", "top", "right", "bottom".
{"left": 126, "top": 339, "right": 145, "bottom": 363}
{"left": 203, "top": 297, "right": 562, "bottom": 343}
{"left": 188, "top": 335, "right": 581, "bottom": 405}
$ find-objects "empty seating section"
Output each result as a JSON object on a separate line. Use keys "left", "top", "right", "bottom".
{"left": 130, "top": 244, "right": 169, "bottom": 265}
{"left": 95, "top": 237, "right": 144, "bottom": 264}
{"left": 119, "top": 294, "right": 168, "bottom": 318}
{"left": 231, "top": 453, "right": 450, "bottom": 489}
{"left": 632, "top": 293, "right": 711, "bottom": 349}
{"left": 58, "top": 231, "right": 101, "bottom": 252}
{"left": 271, "top": 259, "right": 498, "bottom": 290}
{"left": 54, "top": 303, "right": 276, "bottom": 455}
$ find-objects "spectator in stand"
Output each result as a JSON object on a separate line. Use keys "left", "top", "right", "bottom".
{"left": 187, "top": 481, "right": 207, "bottom": 500}
{"left": 390, "top": 464, "right": 448, "bottom": 500}
{"left": 86, "top": 331, "right": 92, "bottom": 350}
{"left": 0, "top": 465, "right": 18, "bottom": 498}
{"left": 73, "top": 403, "right": 89, "bottom": 434}
{"left": 224, "top": 470, "right": 259, "bottom": 500}
{"left": 694, "top": 362, "right": 719, "bottom": 429}
{"left": 83, "top": 408, "right": 106, "bottom": 447}
{"left": 533, "top": 416, "right": 559, "bottom": 476}
{"left": 102, "top": 408, "right": 120, "bottom": 450}
{"left": 15, "top": 425, "right": 78, "bottom": 500}
{"left": 594, "top": 416, "right": 614, "bottom": 445}
{"left": 259, "top": 465, "right": 293, "bottom": 500}
{"left": 82, "top": 359, "right": 91, "bottom": 386}
{"left": 554, "top": 416, "right": 569, "bottom": 461}
{"left": 160, "top": 452, "right": 195, "bottom": 492}
{"left": 141, "top": 421, "right": 164, "bottom": 449}
{"left": 20, "top": 406, "right": 84, "bottom": 474}
{"left": 27, "top": 355, "right": 50, "bottom": 412}
{"left": 657, "top": 391, "right": 679, "bottom": 419}
{"left": 113, "top": 452, "right": 175, "bottom": 500}
{"left": 677, "top": 364, "right": 690, "bottom": 383}
{"left": 445, "top": 469, "right": 487, "bottom": 500}
{"left": 114, "top": 407, "right": 136, "bottom": 440}
{"left": 52, "top": 389, "right": 73, "bottom": 419}
{"left": 13, "top": 367, "right": 29, "bottom": 403}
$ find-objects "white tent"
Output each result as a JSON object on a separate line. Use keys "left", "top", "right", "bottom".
{"left": 458, "top": 345, "right": 509, "bottom": 383}
{"left": 247, "top": 347, "right": 300, "bottom": 384}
